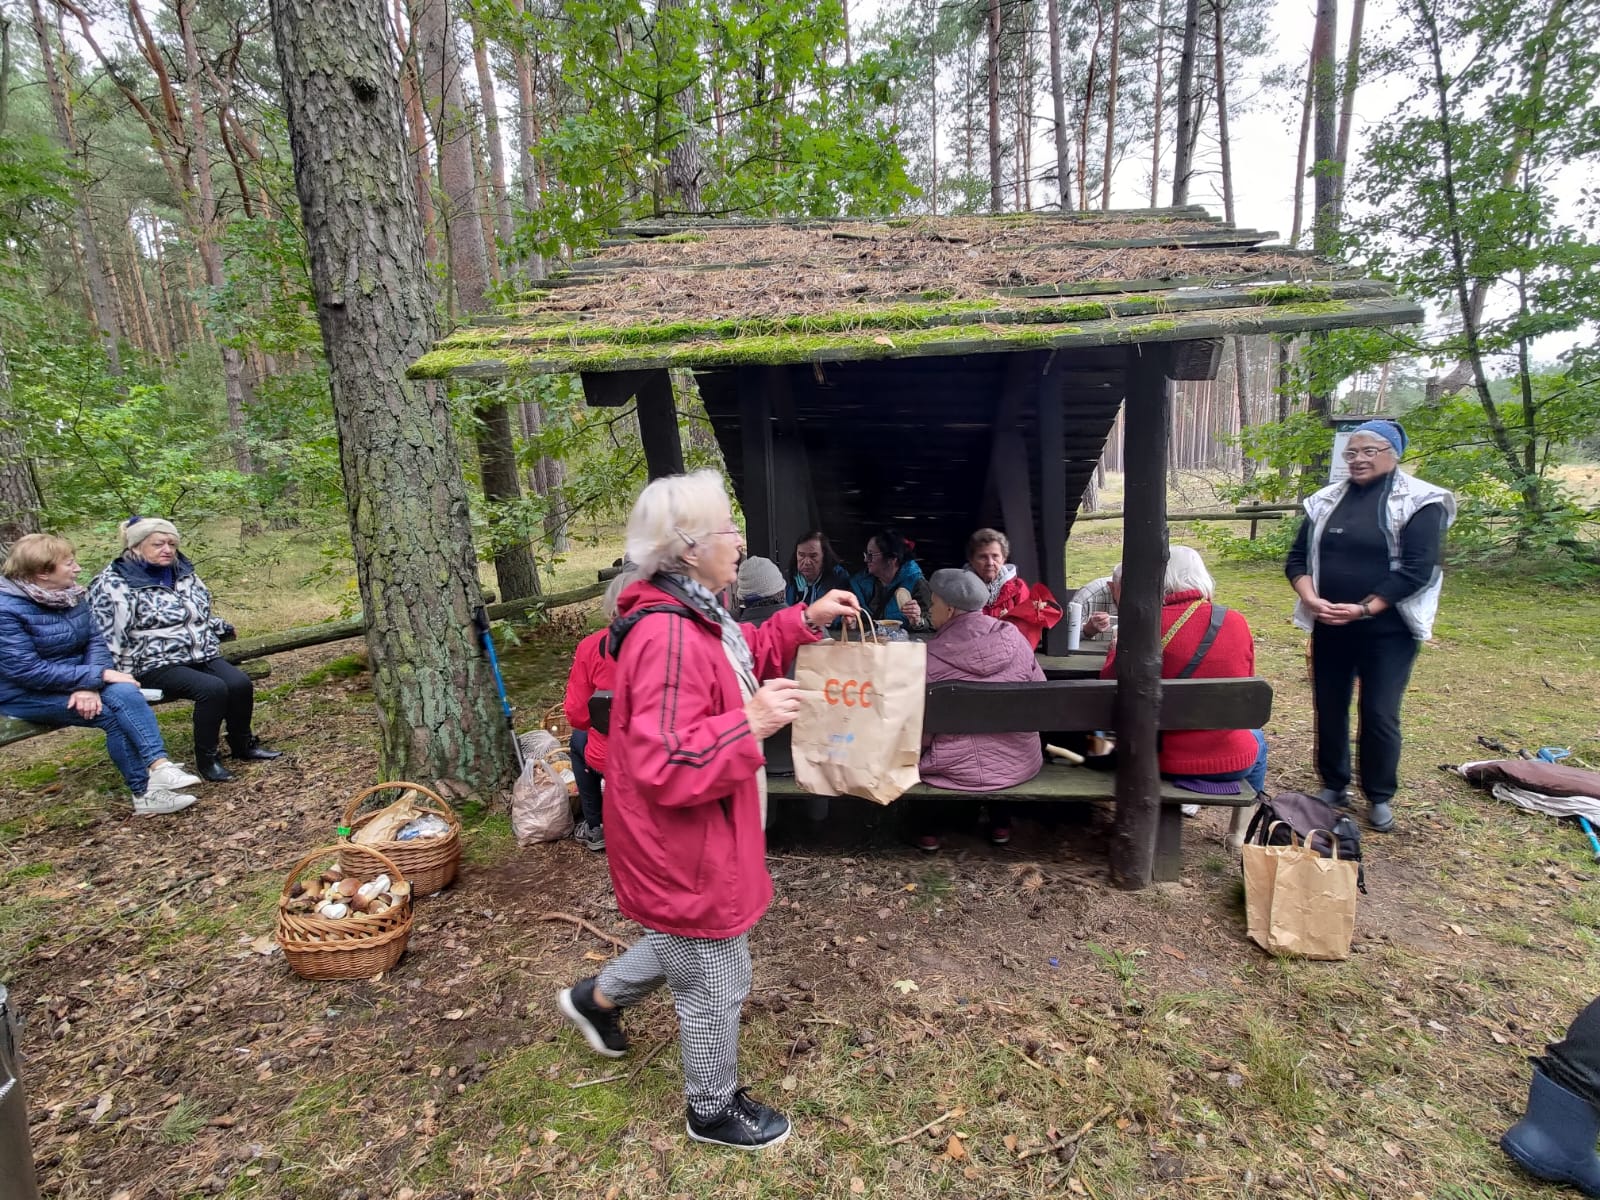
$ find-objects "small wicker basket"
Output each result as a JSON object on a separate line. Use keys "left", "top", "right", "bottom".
{"left": 339, "top": 781, "right": 462, "bottom": 896}
{"left": 276, "top": 843, "right": 413, "bottom": 980}
{"left": 540, "top": 703, "right": 573, "bottom": 746}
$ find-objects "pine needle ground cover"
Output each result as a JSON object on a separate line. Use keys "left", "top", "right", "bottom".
{"left": 2, "top": 525, "right": 1597, "bottom": 1200}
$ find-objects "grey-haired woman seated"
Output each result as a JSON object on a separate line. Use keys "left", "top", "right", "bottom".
{"left": 0, "top": 534, "right": 201, "bottom": 815}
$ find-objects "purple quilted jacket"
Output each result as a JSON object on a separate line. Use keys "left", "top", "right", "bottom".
{"left": 919, "top": 610, "right": 1044, "bottom": 791}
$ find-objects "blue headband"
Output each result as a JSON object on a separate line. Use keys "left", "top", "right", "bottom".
{"left": 1351, "top": 419, "right": 1406, "bottom": 456}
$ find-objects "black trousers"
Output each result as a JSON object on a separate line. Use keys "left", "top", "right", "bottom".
{"left": 1539, "top": 996, "right": 1600, "bottom": 1108}
{"left": 1310, "top": 619, "right": 1419, "bottom": 806}
{"left": 141, "top": 657, "right": 255, "bottom": 756}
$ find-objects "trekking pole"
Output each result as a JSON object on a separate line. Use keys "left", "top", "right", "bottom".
{"left": 473, "top": 606, "right": 525, "bottom": 769}
{"left": 1579, "top": 817, "right": 1600, "bottom": 864}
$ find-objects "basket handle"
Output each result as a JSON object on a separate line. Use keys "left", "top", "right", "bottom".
{"left": 340, "top": 780, "right": 457, "bottom": 832}
{"left": 280, "top": 842, "right": 407, "bottom": 902}
{"left": 839, "top": 609, "right": 878, "bottom": 644}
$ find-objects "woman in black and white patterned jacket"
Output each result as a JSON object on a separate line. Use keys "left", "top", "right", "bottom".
{"left": 89, "top": 518, "right": 281, "bottom": 783}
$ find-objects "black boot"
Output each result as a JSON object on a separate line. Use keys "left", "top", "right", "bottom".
{"left": 1502, "top": 1068, "right": 1600, "bottom": 1197}
{"left": 229, "top": 735, "right": 282, "bottom": 761}
{"left": 195, "top": 751, "right": 234, "bottom": 783}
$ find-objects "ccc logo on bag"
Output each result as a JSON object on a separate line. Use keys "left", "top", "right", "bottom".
{"left": 823, "top": 678, "right": 875, "bottom": 707}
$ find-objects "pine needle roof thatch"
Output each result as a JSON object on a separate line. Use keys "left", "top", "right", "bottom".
{"left": 409, "top": 208, "right": 1421, "bottom": 379}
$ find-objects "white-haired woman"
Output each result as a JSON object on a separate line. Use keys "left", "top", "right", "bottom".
{"left": 561, "top": 565, "right": 638, "bottom": 852}
{"left": 89, "top": 517, "right": 280, "bottom": 783}
{"left": 557, "top": 469, "right": 859, "bottom": 1150}
{"left": 1101, "top": 546, "right": 1267, "bottom": 828}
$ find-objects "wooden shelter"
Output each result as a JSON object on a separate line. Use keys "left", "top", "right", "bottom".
{"left": 412, "top": 208, "right": 1420, "bottom": 886}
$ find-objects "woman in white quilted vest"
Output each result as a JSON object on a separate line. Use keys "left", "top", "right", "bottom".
{"left": 1285, "top": 420, "right": 1455, "bottom": 833}
{"left": 89, "top": 518, "right": 281, "bottom": 784}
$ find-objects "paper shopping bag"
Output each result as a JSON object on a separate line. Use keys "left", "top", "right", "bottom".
{"left": 791, "top": 625, "right": 926, "bottom": 805}
{"left": 1243, "top": 822, "right": 1358, "bottom": 960}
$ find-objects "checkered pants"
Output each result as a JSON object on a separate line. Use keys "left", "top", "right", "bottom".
{"left": 598, "top": 930, "right": 752, "bottom": 1120}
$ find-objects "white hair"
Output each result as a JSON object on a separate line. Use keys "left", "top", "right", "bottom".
{"left": 1162, "top": 545, "right": 1215, "bottom": 600}
{"left": 624, "top": 469, "right": 732, "bottom": 579}
{"left": 601, "top": 562, "right": 640, "bottom": 621}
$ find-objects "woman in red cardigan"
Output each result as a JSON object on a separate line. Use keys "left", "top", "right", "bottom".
{"left": 562, "top": 566, "right": 638, "bottom": 852}
{"left": 1100, "top": 546, "right": 1268, "bottom": 809}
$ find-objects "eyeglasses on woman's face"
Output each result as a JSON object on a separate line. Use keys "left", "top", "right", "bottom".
{"left": 1342, "top": 445, "right": 1392, "bottom": 462}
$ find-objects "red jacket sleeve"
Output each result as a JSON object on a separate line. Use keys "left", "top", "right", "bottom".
{"left": 740, "top": 604, "right": 823, "bottom": 679}
{"left": 621, "top": 613, "right": 767, "bottom": 809}
{"left": 564, "top": 631, "right": 603, "bottom": 731}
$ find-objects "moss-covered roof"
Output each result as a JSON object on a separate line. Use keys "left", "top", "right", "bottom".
{"left": 410, "top": 208, "right": 1420, "bottom": 379}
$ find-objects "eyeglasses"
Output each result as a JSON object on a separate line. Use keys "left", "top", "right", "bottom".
{"left": 1342, "top": 446, "right": 1392, "bottom": 462}
{"left": 708, "top": 527, "right": 743, "bottom": 539}
{"left": 862, "top": 551, "right": 883, "bottom": 564}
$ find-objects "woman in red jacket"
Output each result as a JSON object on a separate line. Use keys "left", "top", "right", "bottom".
{"left": 563, "top": 567, "right": 638, "bottom": 852}
{"left": 965, "top": 528, "right": 1062, "bottom": 650}
{"left": 557, "top": 470, "right": 859, "bottom": 1150}
{"left": 1100, "top": 546, "right": 1268, "bottom": 825}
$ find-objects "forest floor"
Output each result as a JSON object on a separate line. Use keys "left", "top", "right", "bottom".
{"left": 4, "top": 526, "right": 1600, "bottom": 1200}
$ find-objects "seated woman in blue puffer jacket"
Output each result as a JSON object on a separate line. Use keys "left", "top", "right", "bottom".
{"left": 0, "top": 534, "right": 202, "bottom": 816}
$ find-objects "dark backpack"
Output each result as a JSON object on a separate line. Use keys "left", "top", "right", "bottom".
{"left": 606, "top": 602, "right": 695, "bottom": 659}
{"left": 1245, "top": 791, "right": 1367, "bottom": 894}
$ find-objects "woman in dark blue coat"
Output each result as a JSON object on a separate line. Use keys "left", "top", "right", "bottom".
{"left": 0, "top": 534, "right": 200, "bottom": 815}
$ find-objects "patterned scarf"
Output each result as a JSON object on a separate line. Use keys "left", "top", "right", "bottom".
{"left": 16, "top": 580, "right": 87, "bottom": 609}
{"left": 661, "top": 573, "right": 758, "bottom": 698}
{"left": 967, "top": 561, "right": 1017, "bottom": 607}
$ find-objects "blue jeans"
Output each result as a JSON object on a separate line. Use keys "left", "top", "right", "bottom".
{"left": 1173, "top": 729, "right": 1269, "bottom": 796}
{"left": 570, "top": 728, "right": 604, "bottom": 829}
{"left": 0, "top": 683, "right": 168, "bottom": 795}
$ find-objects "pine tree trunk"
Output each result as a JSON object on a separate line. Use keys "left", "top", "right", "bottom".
{"left": 1100, "top": 0, "right": 1123, "bottom": 209}
{"left": 1045, "top": 0, "right": 1072, "bottom": 208}
{"left": 0, "top": 319, "right": 43, "bottom": 547}
{"left": 657, "top": 0, "right": 704, "bottom": 214}
{"left": 412, "top": 0, "right": 540, "bottom": 601}
{"left": 986, "top": 0, "right": 1003, "bottom": 212}
{"left": 467, "top": 115, "right": 503, "bottom": 284}
{"left": 271, "top": 0, "right": 516, "bottom": 795}
{"left": 1149, "top": 0, "right": 1165, "bottom": 205}
{"left": 1078, "top": 2, "right": 1103, "bottom": 211}
{"left": 1332, "top": 0, "right": 1364, "bottom": 222}
{"left": 1310, "top": 0, "right": 1338, "bottom": 255}
{"left": 1170, "top": 0, "right": 1201, "bottom": 204}
{"left": 178, "top": 0, "right": 259, "bottom": 495}
{"left": 1289, "top": 46, "right": 1314, "bottom": 246}
{"left": 29, "top": 0, "right": 122, "bottom": 379}
{"left": 1212, "top": 0, "right": 1234, "bottom": 223}
{"left": 393, "top": 0, "right": 441, "bottom": 263}
{"left": 510, "top": 0, "right": 547, "bottom": 279}
{"left": 469, "top": 17, "right": 517, "bottom": 255}
{"left": 927, "top": 0, "right": 939, "bottom": 213}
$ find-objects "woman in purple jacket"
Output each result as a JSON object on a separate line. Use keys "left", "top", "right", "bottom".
{"left": 916, "top": 568, "right": 1045, "bottom": 850}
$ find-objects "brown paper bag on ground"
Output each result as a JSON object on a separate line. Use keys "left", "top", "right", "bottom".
{"left": 1243, "top": 823, "right": 1357, "bottom": 961}
{"left": 791, "top": 633, "right": 926, "bottom": 804}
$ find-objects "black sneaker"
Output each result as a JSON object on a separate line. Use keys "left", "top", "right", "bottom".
{"left": 686, "top": 1088, "right": 792, "bottom": 1150}
{"left": 557, "top": 977, "right": 628, "bottom": 1057}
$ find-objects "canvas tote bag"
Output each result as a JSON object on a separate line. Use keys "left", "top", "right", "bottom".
{"left": 1242, "top": 822, "right": 1359, "bottom": 961}
{"left": 791, "top": 615, "right": 926, "bottom": 804}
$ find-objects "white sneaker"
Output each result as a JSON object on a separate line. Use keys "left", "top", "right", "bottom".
{"left": 1181, "top": 803, "right": 1201, "bottom": 817}
{"left": 133, "top": 788, "right": 197, "bottom": 816}
{"left": 148, "top": 762, "right": 202, "bottom": 790}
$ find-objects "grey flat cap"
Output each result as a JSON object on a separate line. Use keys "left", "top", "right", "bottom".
{"left": 929, "top": 568, "right": 987, "bottom": 613}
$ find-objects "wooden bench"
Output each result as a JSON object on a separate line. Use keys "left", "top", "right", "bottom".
{"left": 588, "top": 675, "right": 1271, "bottom": 881}
{"left": 0, "top": 659, "right": 272, "bottom": 750}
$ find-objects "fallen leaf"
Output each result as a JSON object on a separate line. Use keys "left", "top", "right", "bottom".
{"left": 1068, "top": 1179, "right": 1087, "bottom": 1195}
{"left": 583, "top": 950, "right": 610, "bottom": 962}
{"left": 541, "top": 1128, "right": 560, "bottom": 1144}
{"left": 1426, "top": 1020, "right": 1449, "bottom": 1033}
{"left": 1003, "top": 1134, "right": 1018, "bottom": 1153}
{"left": 90, "top": 1093, "right": 113, "bottom": 1124}
{"left": 1115, "top": 1117, "right": 1132, "bottom": 1130}
{"left": 873, "top": 336, "right": 896, "bottom": 348}
{"left": 1383, "top": 1141, "right": 1404, "bottom": 1159}
{"left": 892, "top": 979, "right": 919, "bottom": 994}
{"left": 962, "top": 1166, "right": 980, "bottom": 1180}
{"left": 442, "top": 1009, "right": 466, "bottom": 1021}
{"left": 850, "top": 1178, "right": 865, "bottom": 1194}
{"left": 250, "top": 934, "right": 278, "bottom": 956}
{"left": 604, "top": 1187, "right": 621, "bottom": 1200}
{"left": 1159, "top": 945, "right": 1187, "bottom": 960}
{"left": 945, "top": 1134, "right": 966, "bottom": 1160}
{"left": 780, "top": 1075, "right": 799, "bottom": 1091}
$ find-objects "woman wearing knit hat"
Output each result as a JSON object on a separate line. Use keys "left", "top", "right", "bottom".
{"left": 89, "top": 518, "right": 281, "bottom": 783}
{"left": 1286, "top": 419, "right": 1456, "bottom": 832}
{"left": 734, "top": 556, "right": 788, "bottom": 624}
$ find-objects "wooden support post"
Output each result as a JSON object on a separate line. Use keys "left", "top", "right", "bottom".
{"left": 636, "top": 370, "right": 684, "bottom": 480}
{"left": 739, "top": 369, "right": 776, "bottom": 560}
{"left": 1037, "top": 360, "right": 1070, "bottom": 655}
{"left": 767, "top": 366, "right": 817, "bottom": 564}
{"left": 1111, "top": 343, "right": 1172, "bottom": 890}
{"left": 986, "top": 353, "right": 1041, "bottom": 583}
